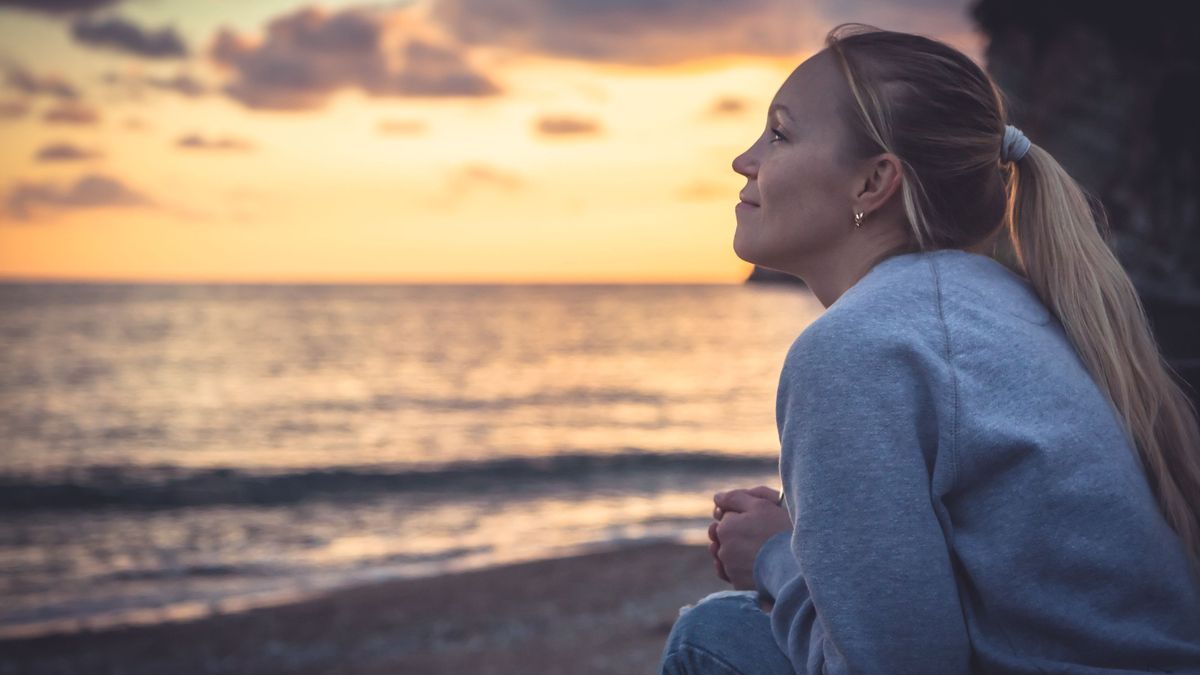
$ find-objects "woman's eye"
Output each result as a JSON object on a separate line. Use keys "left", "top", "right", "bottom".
{"left": 769, "top": 127, "right": 785, "bottom": 142}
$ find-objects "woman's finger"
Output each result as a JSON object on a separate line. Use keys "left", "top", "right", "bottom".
{"left": 707, "top": 520, "right": 719, "bottom": 543}
{"left": 714, "top": 558, "right": 729, "bottom": 582}
{"left": 713, "top": 505, "right": 723, "bottom": 520}
{"left": 714, "top": 489, "right": 763, "bottom": 514}
{"left": 745, "top": 485, "right": 781, "bottom": 503}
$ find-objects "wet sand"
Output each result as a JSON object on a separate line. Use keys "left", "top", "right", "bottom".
{"left": 0, "top": 541, "right": 727, "bottom": 675}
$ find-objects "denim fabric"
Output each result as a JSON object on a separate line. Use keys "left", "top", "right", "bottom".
{"left": 659, "top": 590, "right": 794, "bottom": 675}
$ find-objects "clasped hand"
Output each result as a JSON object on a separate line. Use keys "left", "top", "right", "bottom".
{"left": 707, "top": 485, "right": 793, "bottom": 601}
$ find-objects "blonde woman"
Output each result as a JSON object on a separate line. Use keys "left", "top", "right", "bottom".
{"left": 660, "top": 24, "right": 1200, "bottom": 675}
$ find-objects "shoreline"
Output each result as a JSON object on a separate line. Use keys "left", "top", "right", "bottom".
{"left": 1, "top": 540, "right": 727, "bottom": 675}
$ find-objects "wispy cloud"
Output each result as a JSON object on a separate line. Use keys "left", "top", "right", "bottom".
{"left": 707, "top": 96, "right": 750, "bottom": 117}
{"left": 35, "top": 142, "right": 102, "bottom": 161}
{"left": 0, "top": 99, "right": 30, "bottom": 118}
{"left": 677, "top": 180, "right": 728, "bottom": 202}
{"left": 71, "top": 14, "right": 188, "bottom": 59}
{"left": 42, "top": 101, "right": 100, "bottom": 125}
{"left": 175, "top": 133, "right": 254, "bottom": 151}
{"left": 102, "top": 71, "right": 209, "bottom": 98}
{"left": 533, "top": 114, "right": 602, "bottom": 138}
{"left": 4, "top": 173, "right": 151, "bottom": 221}
{"left": 376, "top": 118, "right": 427, "bottom": 135}
{"left": 5, "top": 64, "right": 79, "bottom": 100}
{"left": 209, "top": 5, "right": 501, "bottom": 111}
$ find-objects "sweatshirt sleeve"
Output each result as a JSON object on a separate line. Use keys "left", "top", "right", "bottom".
{"left": 754, "top": 530, "right": 799, "bottom": 601}
{"left": 764, "top": 318, "right": 971, "bottom": 674}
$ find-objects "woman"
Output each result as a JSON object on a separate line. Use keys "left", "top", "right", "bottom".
{"left": 659, "top": 23, "right": 1200, "bottom": 675}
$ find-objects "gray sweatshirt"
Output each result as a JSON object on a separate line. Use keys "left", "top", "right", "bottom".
{"left": 753, "top": 248, "right": 1200, "bottom": 674}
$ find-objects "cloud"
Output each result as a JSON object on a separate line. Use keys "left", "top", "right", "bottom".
{"left": 426, "top": 0, "right": 980, "bottom": 66}
{"left": 35, "top": 142, "right": 102, "bottom": 161}
{"left": 209, "top": 5, "right": 502, "bottom": 111}
{"left": 428, "top": 0, "right": 815, "bottom": 66}
{"left": 708, "top": 95, "right": 750, "bottom": 117}
{"left": 0, "top": 0, "right": 120, "bottom": 14}
{"left": 145, "top": 72, "right": 206, "bottom": 96}
{"left": 677, "top": 180, "right": 728, "bottom": 202}
{"left": 42, "top": 101, "right": 100, "bottom": 124}
{"left": 71, "top": 14, "right": 188, "bottom": 58}
{"left": 102, "top": 70, "right": 209, "bottom": 98}
{"left": 0, "top": 99, "right": 29, "bottom": 118}
{"left": 810, "top": 0, "right": 976, "bottom": 38}
{"left": 448, "top": 163, "right": 523, "bottom": 190}
{"left": 5, "top": 173, "right": 151, "bottom": 221}
{"left": 5, "top": 65, "right": 79, "bottom": 100}
{"left": 122, "top": 116, "right": 149, "bottom": 131}
{"left": 175, "top": 133, "right": 254, "bottom": 151}
{"left": 376, "top": 118, "right": 427, "bottom": 135}
{"left": 534, "top": 113, "right": 602, "bottom": 138}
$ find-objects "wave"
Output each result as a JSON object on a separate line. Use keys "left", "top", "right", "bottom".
{"left": 0, "top": 451, "right": 777, "bottom": 511}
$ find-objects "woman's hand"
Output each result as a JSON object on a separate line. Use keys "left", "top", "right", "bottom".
{"left": 709, "top": 486, "right": 792, "bottom": 591}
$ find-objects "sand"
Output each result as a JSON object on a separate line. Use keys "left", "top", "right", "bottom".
{"left": 0, "top": 541, "right": 728, "bottom": 675}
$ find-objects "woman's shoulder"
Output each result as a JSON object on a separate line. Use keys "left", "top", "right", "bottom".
{"left": 785, "top": 248, "right": 1043, "bottom": 372}
{"left": 796, "top": 251, "right": 945, "bottom": 354}
{"left": 814, "top": 248, "right": 1051, "bottom": 341}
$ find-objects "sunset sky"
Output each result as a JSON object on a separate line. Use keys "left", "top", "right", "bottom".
{"left": 0, "top": 0, "right": 983, "bottom": 283}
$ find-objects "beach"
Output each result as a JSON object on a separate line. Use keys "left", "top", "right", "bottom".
{"left": 1, "top": 540, "right": 727, "bottom": 674}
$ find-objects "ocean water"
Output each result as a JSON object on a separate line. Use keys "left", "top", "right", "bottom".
{"left": 0, "top": 281, "right": 821, "bottom": 638}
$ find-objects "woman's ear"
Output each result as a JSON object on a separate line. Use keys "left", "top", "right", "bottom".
{"left": 853, "top": 153, "right": 903, "bottom": 214}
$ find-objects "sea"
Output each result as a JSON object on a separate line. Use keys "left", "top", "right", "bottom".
{"left": 0, "top": 281, "right": 822, "bottom": 639}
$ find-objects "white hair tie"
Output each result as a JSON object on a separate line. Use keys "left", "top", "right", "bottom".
{"left": 1001, "top": 124, "right": 1031, "bottom": 163}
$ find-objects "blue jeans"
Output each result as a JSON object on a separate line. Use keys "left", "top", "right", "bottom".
{"left": 659, "top": 590, "right": 796, "bottom": 674}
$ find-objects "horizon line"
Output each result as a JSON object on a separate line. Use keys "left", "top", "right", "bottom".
{"left": 0, "top": 276, "right": 762, "bottom": 286}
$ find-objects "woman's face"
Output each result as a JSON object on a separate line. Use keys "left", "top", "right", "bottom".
{"left": 731, "top": 50, "right": 861, "bottom": 275}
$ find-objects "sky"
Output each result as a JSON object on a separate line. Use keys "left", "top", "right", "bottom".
{"left": 0, "top": 0, "right": 985, "bottom": 283}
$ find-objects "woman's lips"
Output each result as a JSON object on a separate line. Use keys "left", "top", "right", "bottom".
{"left": 737, "top": 200, "right": 759, "bottom": 208}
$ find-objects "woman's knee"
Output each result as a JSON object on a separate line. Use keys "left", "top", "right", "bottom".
{"left": 659, "top": 591, "right": 767, "bottom": 675}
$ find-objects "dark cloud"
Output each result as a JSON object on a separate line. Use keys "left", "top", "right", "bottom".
{"left": 209, "top": 5, "right": 502, "bottom": 110}
{"left": 175, "top": 133, "right": 254, "bottom": 151}
{"left": 0, "top": 0, "right": 120, "bottom": 14}
{"left": 42, "top": 101, "right": 100, "bottom": 124}
{"left": 534, "top": 114, "right": 602, "bottom": 137}
{"left": 810, "top": 0, "right": 976, "bottom": 40}
{"left": 71, "top": 14, "right": 188, "bottom": 58}
{"left": 377, "top": 118, "right": 427, "bottom": 135}
{"left": 35, "top": 142, "right": 102, "bottom": 161}
{"left": 0, "top": 99, "right": 29, "bottom": 118}
{"left": 5, "top": 173, "right": 151, "bottom": 221}
{"left": 429, "top": 0, "right": 814, "bottom": 66}
{"left": 5, "top": 65, "right": 79, "bottom": 100}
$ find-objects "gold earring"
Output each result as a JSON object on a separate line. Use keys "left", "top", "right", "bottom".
{"left": 854, "top": 210, "right": 864, "bottom": 228}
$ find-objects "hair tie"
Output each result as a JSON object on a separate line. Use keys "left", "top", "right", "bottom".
{"left": 1001, "top": 124, "right": 1031, "bottom": 163}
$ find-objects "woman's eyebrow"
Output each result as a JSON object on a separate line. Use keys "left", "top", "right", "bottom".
{"left": 769, "top": 103, "right": 792, "bottom": 124}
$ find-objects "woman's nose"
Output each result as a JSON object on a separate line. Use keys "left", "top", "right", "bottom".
{"left": 732, "top": 149, "right": 756, "bottom": 178}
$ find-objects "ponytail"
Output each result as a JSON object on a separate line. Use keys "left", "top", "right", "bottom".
{"left": 824, "top": 22, "right": 1200, "bottom": 584}
{"left": 1005, "top": 142, "right": 1200, "bottom": 582}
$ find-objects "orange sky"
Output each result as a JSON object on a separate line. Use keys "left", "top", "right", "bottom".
{"left": 0, "top": 0, "right": 984, "bottom": 283}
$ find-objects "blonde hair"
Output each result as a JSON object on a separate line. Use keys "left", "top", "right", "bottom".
{"left": 823, "top": 22, "right": 1200, "bottom": 582}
